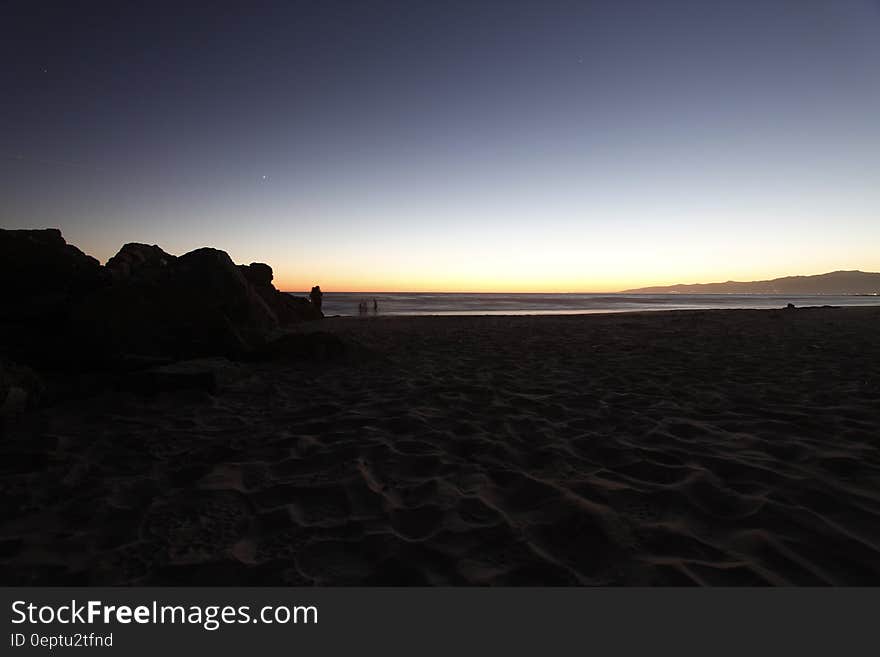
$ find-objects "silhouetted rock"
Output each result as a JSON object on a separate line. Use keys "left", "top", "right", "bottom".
{"left": 0, "top": 228, "right": 104, "bottom": 322}
{"left": 106, "top": 243, "right": 176, "bottom": 280}
{"left": 274, "top": 293, "right": 323, "bottom": 323}
{"left": 72, "top": 247, "right": 280, "bottom": 360}
{"left": 239, "top": 262, "right": 273, "bottom": 288}
{"left": 239, "top": 262, "right": 279, "bottom": 311}
{"left": 310, "top": 285, "right": 324, "bottom": 313}
{"left": 239, "top": 262, "right": 323, "bottom": 324}
{"left": 0, "top": 229, "right": 107, "bottom": 367}
{"left": 2, "top": 228, "right": 325, "bottom": 377}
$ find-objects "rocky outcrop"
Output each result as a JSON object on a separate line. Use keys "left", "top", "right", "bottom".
{"left": 0, "top": 228, "right": 105, "bottom": 322}
{"left": 1, "top": 227, "right": 324, "bottom": 370}
{"left": 239, "top": 262, "right": 273, "bottom": 288}
{"left": 275, "top": 294, "right": 323, "bottom": 323}
{"left": 309, "top": 285, "right": 323, "bottom": 313}
{"left": 0, "top": 229, "right": 108, "bottom": 368}
{"left": 239, "top": 262, "right": 323, "bottom": 324}
{"left": 106, "top": 243, "right": 176, "bottom": 281}
{"left": 73, "top": 248, "right": 281, "bottom": 359}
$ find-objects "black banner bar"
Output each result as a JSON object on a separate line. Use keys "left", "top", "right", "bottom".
{"left": 2, "top": 588, "right": 877, "bottom": 655}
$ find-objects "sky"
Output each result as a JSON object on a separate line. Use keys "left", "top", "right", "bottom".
{"left": 2, "top": 0, "right": 879, "bottom": 292}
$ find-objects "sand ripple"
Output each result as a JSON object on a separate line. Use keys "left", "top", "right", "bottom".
{"left": 1, "top": 307, "right": 879, "bottom": 584}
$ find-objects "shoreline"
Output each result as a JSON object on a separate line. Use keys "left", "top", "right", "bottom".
{"left": 314, "top": 303, "right": 878, "bottom": 321}
{"left": 314, "top": 295, "right": 880, "bottom": 319}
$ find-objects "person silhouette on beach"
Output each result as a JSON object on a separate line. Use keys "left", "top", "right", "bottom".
{"left": 309, "top": 285, "right": 323, "bottom": 312}
{"left": 373, "top": 297, "right": 378, "bottom": 314}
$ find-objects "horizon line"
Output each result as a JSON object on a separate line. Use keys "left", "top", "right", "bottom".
{"left": 280, "top": 290, "right": 879, "bottom": 296}
{"left": 278, "top": 269, "right": 880, "bottom": 295}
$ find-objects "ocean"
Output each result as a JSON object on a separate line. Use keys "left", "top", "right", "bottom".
{"left": 302, "top": 292, "right": 880, "bottom": 317}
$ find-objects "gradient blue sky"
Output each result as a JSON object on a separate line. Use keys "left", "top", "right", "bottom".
{"left": 2, "top": 0, "right": 879, "bottom": 291}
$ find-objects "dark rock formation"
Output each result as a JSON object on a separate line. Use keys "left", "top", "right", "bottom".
{"left": 239, "top": 262, "right": 323, "bottom": 324}
{"left": 0, "top": 229, "right": 108, "bottom": 368}
{"left": 1, "top": 227, "right": 325, "bottom": 378}
{"left": 106, "top": 243, "right": 176, "bottom": 280}
{"left": 310, "top": 285, "right": 324, "bottom": 313}
{"left": 73, "top": 248, "right": 280, "bottom": 359}
{"left": 239, "top": 262, "right": 273, "bottom": 288}
{"left": 277, "top": 294, "right": 323, "bottom": 323}
{"left": 0, "top": 228, "right": 105, "bottom": 322}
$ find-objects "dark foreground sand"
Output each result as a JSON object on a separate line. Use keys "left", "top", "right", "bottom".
{"left": 2, "top": 307, "right": 879, "bottom": 585}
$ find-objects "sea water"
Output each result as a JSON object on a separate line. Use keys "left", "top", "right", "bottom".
{"left": 292, "top": 292, "right": 880, "bottom": 317}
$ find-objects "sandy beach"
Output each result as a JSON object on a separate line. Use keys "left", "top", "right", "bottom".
{"left": 1, "top": 306, "right": 879, "bottom": 585}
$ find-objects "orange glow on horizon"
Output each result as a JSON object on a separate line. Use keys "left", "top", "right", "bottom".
{"left": 266, "top": 231, "right": 880, "bottom": 295}
{"left": 273, "top": 266, "right": 880, "bottom": 295}
{"left": 83, "top": 233, "right": 880, "bottom": 295}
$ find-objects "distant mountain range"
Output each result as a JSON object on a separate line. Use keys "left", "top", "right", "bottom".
{"left": 623, "top": 270, "right": 880, "bottom": 295}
